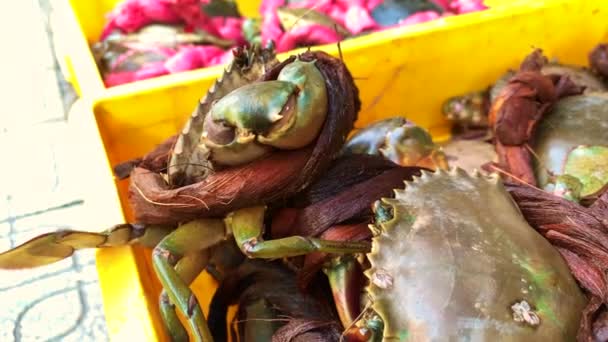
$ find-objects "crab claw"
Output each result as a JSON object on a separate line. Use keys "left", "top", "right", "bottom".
{"left": 204, "top": 58, "right": 328, "bottom": 165}
{"left": 344, "top": 117, "right": 449, "bottom": 171}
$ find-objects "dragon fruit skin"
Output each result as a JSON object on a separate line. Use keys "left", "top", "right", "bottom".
{"left": 104, "top": 61, "right": 169, "bottom": 86}
{"left": 140, "top": 0, "right": 181, "bottom": 22}
{"left": 135, "top": 62, "right": 171, "bottom": 79}
{"left": 98, "top": 0, "right": 489, "bottom": 86}
{"left": 101, "top": 1, "right": 150, "bottom": 39}
{"left": 164, "top": 45, "right": 226, "bottom": 73}
{"left": 103, "top": 44, "right": 234, "bottom": 87}
{"left": 449, "top": 0, "right": 488, "bottom": 14}
{"left": 276, "top": 24, "right": 342, "bottom": 52}
{"left": 258, "top": 0, "right": 483, "bottom": 46}
{"left": 287, "top": 0, "right": 334, "bottom": 13}
{"left": 100, "top": 0, "right": 225, "bottom": 40}
{"left": 431, "top": 0, "right": 451, "bottom": 10}
{"left": 344, "top": 4, "right": 378, "bottom": 34}
{"left": 259, "top": 0, "right": 285, "bottom": 46}
{"left": 210, "top": 17, "right": 245, "bottom": 43}
{"left": 164, "top": 46, "right": 205, "bottom": 72}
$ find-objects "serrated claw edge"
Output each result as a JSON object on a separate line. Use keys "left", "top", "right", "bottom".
{"left": 168, "top": 45, "right": 280, "bottom": 187}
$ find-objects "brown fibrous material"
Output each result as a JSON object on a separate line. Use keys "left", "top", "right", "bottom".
{"left": 266, "top": 155, "right": 423, "bottom": 289}
{"left": 590, "top": 44, "right": 608, "bottom": 79}
{"left": 489, "top": 45, "right": 608, "bottom": 341}
{"left": 208, "top": 259, "right": 340, "bottom": 341}
{"left": 272, "top": 319, "right": 342, "bottom": 342}
{"left": 506, "top": 167, "right": 608, "bottom": 341}
{"left": 488, "top": 49, "right": 584, "bottom": 185}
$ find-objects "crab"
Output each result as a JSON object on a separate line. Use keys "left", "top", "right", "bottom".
{"left": 338, "top": 169, "right": 587, "bottom": 341}
{"left": 342, "top": 117, "right": 449, "bottom": 171}
{"left": 0, "top": 45, "right": 369, "bottom": 342}
{"left": 166, "top": 42, "right": 331, "bottom": 186}
{"left": 341, "top": 115, "right": 499, "bottom": 199}
{"left": 479, "top": 46, "right": 608, "bottom": 340}
{"left": 481, "top": 47, "right": 608, "bottom": 203}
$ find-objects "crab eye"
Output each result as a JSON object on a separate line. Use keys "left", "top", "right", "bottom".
{"left": 373, "top": 200, "right": 394, "bottom": 224}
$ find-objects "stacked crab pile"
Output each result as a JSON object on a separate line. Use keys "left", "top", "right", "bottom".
{"left": 442, "top": 44, "right": 608, "bottom": 340}
{"left": 1, "top": 43, "right": 606, "bottom": 342}
{"left": 94, "top": 0, "right": 487, "bottom": 86}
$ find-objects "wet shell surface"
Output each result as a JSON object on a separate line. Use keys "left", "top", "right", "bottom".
{"left": 532, "top": 93, "right": 608, "bottom": 189}
{"left": 366, "top": 169, "right": 586, "bottom": 341}
{"left": 440, "top": 139, "right": 497, "bottom": 174}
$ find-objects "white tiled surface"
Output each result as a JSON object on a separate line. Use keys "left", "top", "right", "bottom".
{"left": 0, "top": 0, "right": 108, "bottom": 341}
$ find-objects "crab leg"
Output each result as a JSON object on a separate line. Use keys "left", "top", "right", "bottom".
{"left": 323, "top": 255, "right": 365, "bottom": 329}
{"left": 159, "top": 250, "right": 210, "bottom": 342}
{"left": 152, "top": 219, "right": 229, "bottom": 342}
{"left": 0, "top": 224, "right": 172, "bottom": 269}
{"left": 226, "top": 206, "right": 370, "bottom": 258}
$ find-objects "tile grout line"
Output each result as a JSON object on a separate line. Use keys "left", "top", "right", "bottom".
{"left": 0, "top": 1, "right": 106, "bottom": 341}
{"left": 12, "top": 280, "right": 97, "bottom": 342}
{"left": 0, "top": 199, "right": 84, "bottom": 225}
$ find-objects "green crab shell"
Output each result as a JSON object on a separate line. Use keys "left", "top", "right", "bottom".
{"left": 366, "top": 169, "right": 586, "bottom": 341}
{"left": 532, "top": 93, "right": 608, "bottom": 193}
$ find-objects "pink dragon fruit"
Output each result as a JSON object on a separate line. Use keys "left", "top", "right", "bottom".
{"left": 276, "top": 24, "right": 342, "bottom": 52}
{"left": 449, "top": 0, "right": 488, "bottom": 14}
{"left": 104, "top": 61, "right": 169, "bottom": 86}
{"left": 140, "top": 0, "right": 181, "bottom": 22}
{"left": 259, "top": 0, "right": 285, "bottom": 46}
{"left": 431, "top": 0, "right": 451, "bottom": 10}
{"left": 164, "top": 45, "right": 226, "bottom": 72}
{"left": 210, "top": 17, "right": 245, "bottom": 43}
{"left": 97, "top": 0, "right": 489, "bottom": 87}
{"left": 344, "top": 4, "right": 378, "bottom": 34}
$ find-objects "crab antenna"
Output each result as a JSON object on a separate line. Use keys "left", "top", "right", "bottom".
{"left": 335, "top": 25, "right": 344, "bottom": 62}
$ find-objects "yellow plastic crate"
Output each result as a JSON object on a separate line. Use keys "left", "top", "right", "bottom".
{"left": 64, "top": 0, "right": 608, "bottom": 340}
{"left": 57, "top": 0, "right": 519, "bottom": 98}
